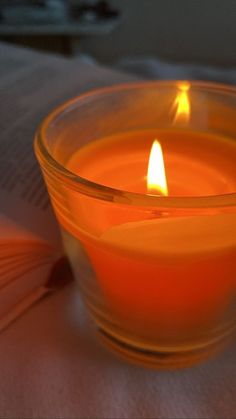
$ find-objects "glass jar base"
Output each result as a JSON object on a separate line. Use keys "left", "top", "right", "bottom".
{"left": 97, "top": 327, "right": 231, "bottom": 370}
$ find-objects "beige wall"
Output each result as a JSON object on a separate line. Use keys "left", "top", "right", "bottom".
{"left": 79, "top": 0, "right": 236, "bottom": 67}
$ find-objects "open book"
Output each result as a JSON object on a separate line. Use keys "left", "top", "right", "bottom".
{"left": 0, "top": 42, "right": 135, "bottom": 330}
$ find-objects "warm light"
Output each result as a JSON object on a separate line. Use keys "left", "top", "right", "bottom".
{"left": 147, "top": 140, "right": 168, "bottom": 196}
{"left": 173, "top": 82, "right": 190, "bottom": 123}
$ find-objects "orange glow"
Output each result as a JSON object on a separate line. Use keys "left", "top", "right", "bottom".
{"left": 147, "top": 140, "right": 168, "bottom": 195}
{"left": 174, "top": 82, "right": 190, "bottom": 123}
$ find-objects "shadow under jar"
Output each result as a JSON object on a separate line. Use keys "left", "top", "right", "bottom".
{"left": 35, "top": 81, "right": 236, "bottom": 369}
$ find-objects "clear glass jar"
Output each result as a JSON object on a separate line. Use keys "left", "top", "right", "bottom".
{"left": 35, "top": 81, "right": 236, "bottom": 369}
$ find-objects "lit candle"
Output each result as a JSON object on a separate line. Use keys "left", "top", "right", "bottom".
{"left": 36, "top": 81, "right": 236, "bottom": 367}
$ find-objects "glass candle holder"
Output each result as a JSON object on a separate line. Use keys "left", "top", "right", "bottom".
{"left": 35, "top": 81, "right": 236, "bottom": 369}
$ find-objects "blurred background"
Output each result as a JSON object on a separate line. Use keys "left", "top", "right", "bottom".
{"left": 0, "top": 0, "right": 235, "bottom": 82}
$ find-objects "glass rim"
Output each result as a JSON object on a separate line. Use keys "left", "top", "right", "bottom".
{"left": 35, "top": 80, "right": 236, "bottom": 210}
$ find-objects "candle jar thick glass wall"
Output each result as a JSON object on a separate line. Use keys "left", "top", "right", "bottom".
{"left": 35, "top": 82, "right": 236, "bottom": 369}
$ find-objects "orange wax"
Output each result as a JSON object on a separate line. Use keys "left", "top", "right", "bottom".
{"left": 65, "top": 129, "right": 236, "bottom": 336}
{"left": 68, "top": 129, "right": 236, "bottom": 197}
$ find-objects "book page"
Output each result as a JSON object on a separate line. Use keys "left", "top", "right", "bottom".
{"left": 0, "top": 211, "right": 56, "bottom": 322}
{"left": 0, "top": 42, "right": 136, "bottom": 248}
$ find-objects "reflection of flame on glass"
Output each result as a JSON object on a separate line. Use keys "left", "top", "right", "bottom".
{"left": 173, "top": 82, "right": 190, "bottom": 123}
{"left": 147, "top": 140, "right": 168, "bottom": 196}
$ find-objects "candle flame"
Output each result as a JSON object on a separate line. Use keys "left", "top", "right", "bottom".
{"left": 174, "top": 82, "right": 190, "bottom": 123}
{"left": 147, "top": 140, "right": 168, "bottom": 196}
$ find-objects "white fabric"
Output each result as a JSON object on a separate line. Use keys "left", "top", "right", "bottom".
{"left": 0, "top": 284, "right": 236, "bottom": 419}
{"left": 116, "top": 56, "right": 236, "bottom": 84}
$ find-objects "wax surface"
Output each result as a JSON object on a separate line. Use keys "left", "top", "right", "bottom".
{"left": 63, "top": 129, "right": 236, "bottom": 339}
{"left": 68, "top": 129, "right": 236, "bottom": 197}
